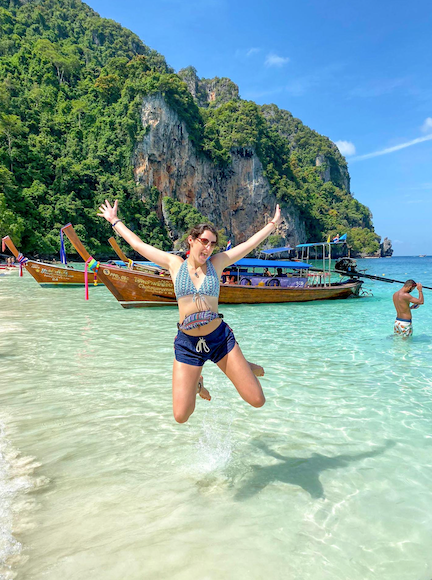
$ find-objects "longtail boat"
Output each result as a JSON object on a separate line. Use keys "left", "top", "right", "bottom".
{"left": 107, "top": 237, "right": 166, "bottom": 275}
{"left": 1, "top": 235, "right": 103, "bottom": 287}
{"left": 62, "top": 224, "right": 362, "bottom": 308}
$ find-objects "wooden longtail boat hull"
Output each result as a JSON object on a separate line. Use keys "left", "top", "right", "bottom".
{"left": 1, "top": 235, "right": 103, "bottom": 287}
{"left": 62, "top": 224, "right": 362, "bottom": 307}
{"left": 98, "top": 268, "right": 362, "bottom": 307}
{"left": 25, "top": 261, "right": 103, "bottom": 287}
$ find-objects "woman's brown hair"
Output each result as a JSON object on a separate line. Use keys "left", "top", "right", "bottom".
{"left": 187, "top": 223, "right": 219, "bottom": 247}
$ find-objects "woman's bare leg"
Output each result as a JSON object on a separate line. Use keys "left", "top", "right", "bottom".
{"left": 172, "top": 360, "right": 211, "bottom": 423}
{"left": 217, "top": 344, "right": 265, "bottom": 408}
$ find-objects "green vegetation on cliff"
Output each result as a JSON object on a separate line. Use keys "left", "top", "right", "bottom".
{"left": 163, "top": 196, "right": 228, "bottom": 250}
{"left": 199, "top": 100, "right": 376, "bottom": 246}
{"left": 0, "top": 0, "right": 380, "bottom": 258}
{"left": 0, "top": 0, "right": 174, "bottom": 255}
{"left": 347, "top": 228, "right": 380, "bottom": 255}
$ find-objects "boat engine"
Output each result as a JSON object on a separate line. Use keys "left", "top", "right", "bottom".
{"left": 335, "top": 257, "right": 358, "bottom": 274}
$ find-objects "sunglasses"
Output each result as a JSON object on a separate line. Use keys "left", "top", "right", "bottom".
{"left": 196, "top": 237, "right": 217, "bottom": 248}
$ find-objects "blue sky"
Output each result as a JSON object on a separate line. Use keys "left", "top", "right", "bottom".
{"left": 88, "top": 0, "right": 432, "bottom": 255}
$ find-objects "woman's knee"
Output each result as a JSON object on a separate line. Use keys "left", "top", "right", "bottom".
{"left": 249, "top": 392, "right": 266, "bottom": 408}
{"left": 173, "top": 406, "right": 194, "bottom": 423}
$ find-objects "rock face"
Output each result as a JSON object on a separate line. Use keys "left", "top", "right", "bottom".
{"left": 178, "top": 67, "right": 239, "bottom": 108}
{"left": 260, "top": 104, "right": 351, "bottom": 193}
{"left": 132, "top": 93, "right": 306, "bottom": 246}
{"left": 315, "top": 155, "right": 331, "bottom": 183}
{"left": 380, "top": 237, "right": 393, "bottom": 257}
{"left": 315, "top": 154, "right": 350, "bottom": 193}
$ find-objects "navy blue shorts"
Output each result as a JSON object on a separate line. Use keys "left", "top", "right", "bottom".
{"left": 174, "top": 321, "right": 236, "bottom": 367}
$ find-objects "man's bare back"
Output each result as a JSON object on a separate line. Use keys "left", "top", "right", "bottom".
{"left": 393, "top": 280, "right": 424, "bottom": 337}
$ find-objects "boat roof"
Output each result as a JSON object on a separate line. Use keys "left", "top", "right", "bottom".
{"left": 261, "top": 246, "right": 292, "bottom": 254}
{"left": 231, "top": 258, "right": 311, "bottom": 269}
{"left": 297, "top": 235, "right": 347, "bottom": 248}
{"left": 297, "top": 242, "right": 326, "bottom": 248}
{"left": 112, "top": 260, "right": 160, "bottom": 268}
{"left": 296, "top": 241, "right": 347, "bottom": 248}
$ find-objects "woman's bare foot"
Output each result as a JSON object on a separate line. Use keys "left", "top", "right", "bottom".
{"left": 248, "top": 361, "right": 265, "bottom": 377}
{"left": 197, "top": 376, "right": 211, "bottom": 401}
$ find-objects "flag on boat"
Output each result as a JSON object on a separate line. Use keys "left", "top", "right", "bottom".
{"left": 333, "top": 233, "right": 347, "bottom": 243}
{"left": 226, "top": 240, "right": 232, "bottom": 250}
{"left": 59, "top": 228, "right": 67, "bottom": 265}
{"left": 326, "top": 235, "right": 331, "bottom": 243}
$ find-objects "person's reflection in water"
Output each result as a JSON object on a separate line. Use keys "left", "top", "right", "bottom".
{"left": 234, "top": 440, "right": 395, "bottom": 500}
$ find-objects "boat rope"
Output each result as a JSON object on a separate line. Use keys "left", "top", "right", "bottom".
{"left": 17, "top": 252, "right": 28, "bottom": 277}
{"left": 84, "top": 256, "right": 100, "bottom": 300}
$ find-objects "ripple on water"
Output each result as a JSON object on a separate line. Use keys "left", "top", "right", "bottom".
{"left": 0, "top": 261, "right": 432, "bottom": 579}
{"left": 0, "top": 415, "right": 49, "bottom": 579}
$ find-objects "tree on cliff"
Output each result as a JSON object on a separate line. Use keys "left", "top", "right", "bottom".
{"left": 0, "top": 0, "right": 380, "bottom": 258}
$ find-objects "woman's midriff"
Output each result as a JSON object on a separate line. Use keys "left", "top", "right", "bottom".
{"left": 177, "top": 295, "right": 221, "bottom": 337}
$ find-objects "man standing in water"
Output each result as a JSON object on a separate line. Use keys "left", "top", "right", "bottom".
{"left": 393, "top": 280, "right": 424, "bottom": 337}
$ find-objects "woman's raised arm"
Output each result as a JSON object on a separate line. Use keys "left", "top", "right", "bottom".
{"left": 212, "top": 205, "right": 282, "bottom": 272}
{"left": 97, "top": 200, "right": 178, "bottom": 271}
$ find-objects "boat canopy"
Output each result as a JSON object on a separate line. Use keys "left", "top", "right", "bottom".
{"left": 296, "top": 242, "right": 327, "bottom": 248}
{"left": 113, "top": 258, "right": 311, "bottom": 270}
{"left": 112, "top": 260, "right": 161, "bottom": 268}
{"left": 261, "top": 246, "right": 292, "bottom": 254}
{"left": 297, "top": 236, "right": 347, "bottom": 248}
{"left": 230, "top": 258, "right": 310, "bottom": 269}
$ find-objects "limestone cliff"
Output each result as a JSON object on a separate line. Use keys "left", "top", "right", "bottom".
{"left": 380, "top": 237, "right": 393, "bottom": 257}
{"left": 132, "top": 93, "right": 306, "bottom": 246}
{"left": 178, "top": 69, "right": 351, "bottom": 193}
{"left": 261, "top": 104, "right": 351, "bottom": 193}
{"left": 178, "top": 66, "right": 240, "bottom": 108}
{"left": 315, "top": 154, "right": 350, "bottom": 193}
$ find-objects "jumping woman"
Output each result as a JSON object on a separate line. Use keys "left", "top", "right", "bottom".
{"left": 98, "top": 200, "right": 282, "bottom": 423}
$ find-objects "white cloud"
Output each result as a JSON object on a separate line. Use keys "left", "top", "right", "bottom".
{"left": 285, "top": 78, "right": 311, "bottom": 96}
{"left": 335, "top": 140, "right": 356, "bottom": 156}
{"left": 284, "top": 63, "right": 345, "bottom": 97}
{"left": 421, "top": 117, "right": 432, "bottom": 133}
{"left": 349, "top": 78, "right": 407, "bottom": 98}
{"left": 235, "top": 47, "right": 261, "bottom": 59}
{"left": 351, "top": 133, "right": 432, "bottom": 162}
{"left": 246, "top": 47, "right": 260, "bottom": 57}
{"left": 265, "top": 53, "right": 290, "bottom": 68}
{"left": 401, "top": 183, "right": 432, "bottom": 191}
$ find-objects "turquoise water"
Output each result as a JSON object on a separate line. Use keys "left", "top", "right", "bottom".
{"left": 1, "top": 257, "right": 431, "bottom": 580}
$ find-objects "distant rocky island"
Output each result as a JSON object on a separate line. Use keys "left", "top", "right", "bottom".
{"left": 0, "top": 0, "right": 391, "bottom": 259}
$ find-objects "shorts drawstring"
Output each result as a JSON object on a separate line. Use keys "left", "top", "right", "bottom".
{"left": 196, "top": 337, "right": 210, "bottom": 353}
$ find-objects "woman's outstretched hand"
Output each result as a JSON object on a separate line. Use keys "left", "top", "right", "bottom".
{"left": 97, "top": 199, "right": 118, "bottom": 224}
{"left": 272, "top": 204, "right": 282, "bottom": 226}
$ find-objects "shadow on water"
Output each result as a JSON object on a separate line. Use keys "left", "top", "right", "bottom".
{"left": 234, "top": 440, "right": 396, "bottom": 501}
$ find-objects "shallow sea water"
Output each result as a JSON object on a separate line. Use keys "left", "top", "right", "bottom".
{"left": 1, "top": 257, "right": 432, "bottom": 580}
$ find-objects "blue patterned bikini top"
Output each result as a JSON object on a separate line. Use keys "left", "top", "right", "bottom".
{"left": 174, "top": 259, "right": 220, "bottom": 301}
